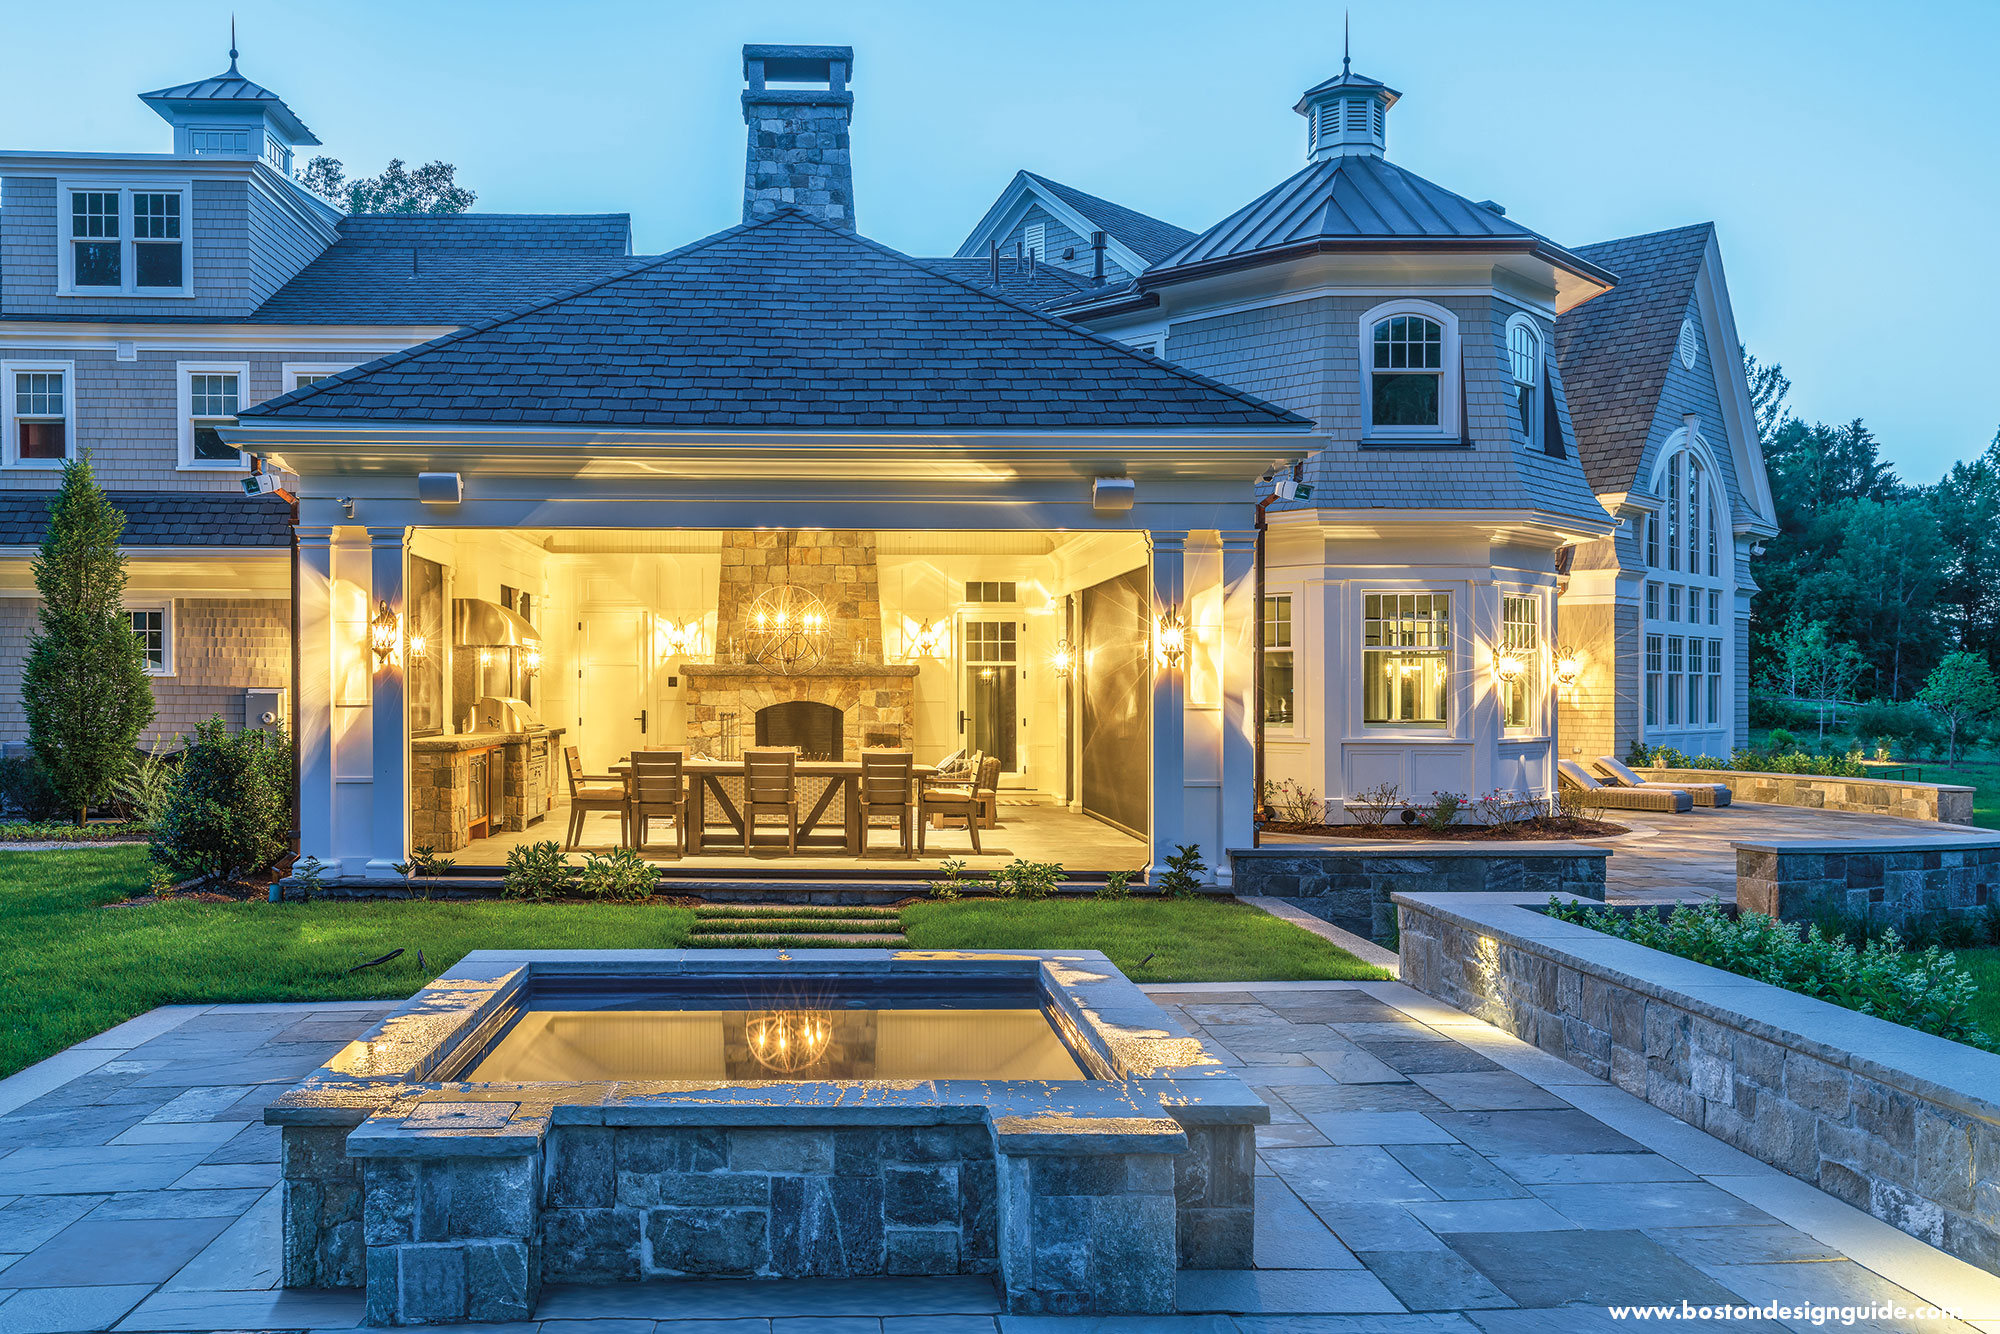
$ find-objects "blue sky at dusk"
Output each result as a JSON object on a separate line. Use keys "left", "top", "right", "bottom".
{"left": 7, "top": 0, "right": 1994, "bottom": 482}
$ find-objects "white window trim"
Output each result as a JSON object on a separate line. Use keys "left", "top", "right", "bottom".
{"left": 1358, "top": 585, "right": 1456, "bottom": 735}
{"left": 1023, "top": 221, "right": 1046, "bottom": 261}
{"left": 2, "top": 358, "right": 77, "bottom": 469}
{"left": 1262, "top": 589, "right": 1303, "bottom": 740}
{"left": 1357, "top": 299, "right": 1461, "bottom": 442}
{"left": 1641, "top": 427, "right": 1732, "bottom": 738}
{"left": 177, "top": 360, "right": 251, "bottom": 471}
{"left": 1504, "top": 312, "right": 1541, "bottom": 446}
{"left": 281, "top": 362, "right": 360, "bottom": 394}
{"left": 1499, "top": 588, "right": 1548, "bottom": 737}
{"left": 128, "top": 602, "right": 175, "bottom": 677}
{"left": 55, "top": 178, "right": 196, "bottom": 298}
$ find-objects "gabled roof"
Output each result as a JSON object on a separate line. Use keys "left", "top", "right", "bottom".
{"left": 1145, "top": 154, "right": 1613, "bottom": 304}
{"left": 914, "top": 255, "right": 1096, "bottom": 306}
{"left": 241, "top": 210, "right": 1309, "bottom": 432}
{"left": 138, "top": 57, "right": 319, "bottom": 145}
{"left": 1018, "top": 173, "right": 1197, "bottom": 264}
{"left": 1554, "top": 223, "right": 1714, "bottom": 496}
{"left": 250, "top": 213, "right": 641, "bottom": 325}
{"left": 0, "top": 491, "right": 293, "bottom": 549}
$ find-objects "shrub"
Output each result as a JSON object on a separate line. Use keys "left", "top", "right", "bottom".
{"left": 148, "top": 717, "right": 292, "bottom": 889}
{"left": 290, "top": 853, "right": 329, "bottom": 904}
{"left": 503, "top": 840, "right": 574, "bottom": 900}
{"left": 0, "top": 819, "right": 149, "bottom": 843}
{"left": 1421, "top": 792, "right": 1465, "bottom": 833}
{"left": 1767, "top": 727, "right": 1797, "bottom": 752}
{"left": 1555, "top": 783, "right": 1604, "bottom": 821}
{"left": 1097, "top": 869, "right": 1135, "bottom": 899}
{"left": 927, "top": 857, "right": 974, "bottom": 900}
{"left": 1350, "top": 782, "right": 1400, "bottom": 828}
{"left": 116, "top": 739, "right": 180, "bottom": 825}
{"left": 1475, "top": 790, "right": 1543, "bottom": 828}
{"left": 991, "top": 859, "right": 1063, "bottom": 900}
{"left": 1546, "top": 898, "right": 1997, "bottom": 1051}
{"left": 0, "top": 756, "right": 65, "bottom": 822}
{"left": 576, "top": 846, "right": 656, "bottom": 901}
{"left": 1850, "top": 700, "right": 1943, "bottom": 753}
{"left": 1750, "top": 695, "right": 1816, "bottom": 731}
{"left": 1261, "top": 778, "right": 1324, "bottom": 826}
{"left": 1155, "top": 844, "right": 1207, "bottom": 897}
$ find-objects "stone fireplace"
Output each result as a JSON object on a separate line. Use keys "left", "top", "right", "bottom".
{"left": 756, "top": 699, "right": 844, "bottom": 759}
{"left": 683, "top": 663, "right": 917, "bottom": 758}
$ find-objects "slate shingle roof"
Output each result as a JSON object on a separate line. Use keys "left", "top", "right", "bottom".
{"left": 241, "top": 211, "right": 1310, "bottom": 432}
{"left": 1019, "top": 173, "right": 1198, "bottom": 265}
{"left": 0, "top": 492, "right": 293, "bottom": 548}
{"left": 914, "top": 255, "right": 1096, "bottom": 306}
{"left": 249, "top": 213, "right": 642, "bottom": 325}
{"left": 1554, "top": 223, "right": 1714, "bottom": 497}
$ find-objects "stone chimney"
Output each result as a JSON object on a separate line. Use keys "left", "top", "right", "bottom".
{"left": 741, "top": 44, "right": 855, "bottom": 231}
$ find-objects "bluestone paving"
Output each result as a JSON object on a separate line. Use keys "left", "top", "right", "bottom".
{"left": 1686, "top": 1261, "right": 1981, "bottom": 1334}
{"left": 0, "top": 984, "right": 1990, "bottom": 1328}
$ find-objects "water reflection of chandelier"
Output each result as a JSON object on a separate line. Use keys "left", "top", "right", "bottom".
{"left": 747, "top": 1010, "right": 833, "bottom": 1073}
{"left": 744, "top": 585, "right": 828, "bottom": 673}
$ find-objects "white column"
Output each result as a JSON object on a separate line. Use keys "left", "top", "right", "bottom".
{"left": 1216, "top": 530, "right": 1258, "bottom": 880}
{"left": 367, "top": 526, "right": 409, "bottom": 877}
{"left": 295, "top": 527, "right": 338, "bottom": 871}
{"left": 1149, "top": 531, "right": 1188, "bottom": 876}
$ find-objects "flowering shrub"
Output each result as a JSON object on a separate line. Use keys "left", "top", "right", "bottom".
{"left": 1545, "top": 898, "right": 1996, "bottom": 1051}
{"left": 1420, "top": 792, "right": 1466, "bottom": 833}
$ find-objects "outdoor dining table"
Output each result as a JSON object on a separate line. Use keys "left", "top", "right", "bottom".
{"left": 610, "top": 756, "right": 936, "bottom": 855}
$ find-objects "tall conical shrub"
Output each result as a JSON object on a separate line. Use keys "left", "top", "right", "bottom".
{"left": 22, "top": 456, "right": 154, "bottom": 824}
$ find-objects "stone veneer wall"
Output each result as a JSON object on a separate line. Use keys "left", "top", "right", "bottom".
{"left": 1397, "top": 890, "right": 2000, "bottom": 1273}
{"left": 1648, "top": 767, "right": 1974, "bottom": 825}
{"left": 1736, "top": 837, "right": 2000, "bottom": 935}
{"left": 717, "top": 530, "right": 882, "bottom": 665}
{"left": 1230, "top": 845, "right": 1607, "bottom": 943}
{"left": 683, "top": 665, "right": 916, "bottom": 759}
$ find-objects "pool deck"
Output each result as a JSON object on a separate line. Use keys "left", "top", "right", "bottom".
{"left": 3, "top": 981, "right": 1999, "bottom": 1331}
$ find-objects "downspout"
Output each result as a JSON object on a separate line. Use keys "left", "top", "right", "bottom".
{"left": 1251, "top": 460, "right": 1304, "bottom": 846}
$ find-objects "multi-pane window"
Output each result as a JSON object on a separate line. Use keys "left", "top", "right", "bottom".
{"left": 189, "top": 128, "right": 250, "bottom": 155}
{"left": 1501, "top": 595, "right": 1540, "bottom": 729}
{"left": 1645, "top": 582, "right": 1660, "bottom": 621}
{"left": 1666, "top": 636, "right": 1684, "bottom": 726}
{"left": 1644, "top": 512, "right": 1659, "bottom": 567}
{"left": 1708, "top": 638, "right": 1724, "bottom": 725}
{"left": 1666, "top": 453, "right": 1682, "bottom": 572}
{"left": 185, "top": 370, "right": 242, "bottom": 466}
{"left": 1507, "top": 319, "right": 1539, "bottom": 438}
{"left": 65, "top": 187, "right": 188, "bottom": 293}
{"left": 1686, "top": 456, "right": 1704, "bottom": 573}
{"left": 1645, "top": 634, "right": 1663, "bottom": 726}
{"left": 12, "top": 370, "right": 68, "bottom": 462}
{"left": 130, "top": 608, "right": 168, "bottom": 674}
{"left": 1369, "top": 315, "right": 1444, "bottom": 428}
{"left": 1667, "top": 585, "right": 1681, "bottom": 623}
{"left": 962, "top": 581, "right": 1016, "bottom": 604}
{"left": 263, "top": 136, "right": 292, "bottom": 174}
{"left": 1363, "top": 592, "right": 1449, "bottom": 726}
{"left": 1708, "top": 590, "right": 1720, "bottom": 626}
{"left": 1263, "top": 596, "right": 1294, "bottom": 726}
{"left": 1644, "top": 434, "right": 1730, "bottom": 734}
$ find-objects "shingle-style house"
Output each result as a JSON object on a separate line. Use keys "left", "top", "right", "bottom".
{"left": 0, "top": 40, "right": 1773, "bottom": 877}
{"left": 963, "top": 57, "right": 1776, "bottom": 817}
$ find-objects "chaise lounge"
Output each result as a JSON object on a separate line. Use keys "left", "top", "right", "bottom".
{"left": 1594, "top": 756, "right": 1732, "bottom": 807}
{"left": 1557, "top": 759, "right": 1692, "bottom": 813}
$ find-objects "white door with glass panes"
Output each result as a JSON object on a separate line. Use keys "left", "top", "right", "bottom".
{"left": 956, "top": 613, "right": 1020, "bottom": 774}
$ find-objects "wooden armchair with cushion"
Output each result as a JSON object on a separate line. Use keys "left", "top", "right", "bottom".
{"left": 918, "top": 749, "right": 985, "bottom": 855}
{"left": 742, "top": 748, "right": 800, "bottom": 855}
{"left": 1557, "top": 759, "right": 1692, "bottom": 814}
{"left": 971, "top": 754, "right": 1003, "bottom": 830}
{"left": 629, "top": 750, "right": 689, "bottom": 857}
{"left": 855, "top": 749, "right": 915, "bottom": 857}
{"left": 564, "top": 745, "right": 629, "bottom": 849}
{"left": 1594, "top": 756, "right": 1732, "bottom": 808}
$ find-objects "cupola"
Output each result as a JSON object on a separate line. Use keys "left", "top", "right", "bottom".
{"left": 138, "top": 32, "right": 320, "bottom": 174}
{"left": 1293, "top": 40, "right": 1398, "bottom": 162}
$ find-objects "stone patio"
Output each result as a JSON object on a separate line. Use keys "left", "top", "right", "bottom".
{"left": 3, "top": 981, "right": 1999, "bottom": 1331}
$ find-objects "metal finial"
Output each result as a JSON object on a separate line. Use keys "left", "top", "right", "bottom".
{"left": 1342, "top": 12, "right": 1351, "bottom": 75}
{"left": 228, "top": 15, "right": 239, "bottom": 73}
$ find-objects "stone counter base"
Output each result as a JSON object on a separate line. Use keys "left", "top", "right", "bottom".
{"left": 1396, "top": 890, "right": 2000, "bottom": 1275}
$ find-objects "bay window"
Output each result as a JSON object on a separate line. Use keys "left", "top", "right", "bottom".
{"left": 1364, "top": 592, "right": 1449, "bottom": 726}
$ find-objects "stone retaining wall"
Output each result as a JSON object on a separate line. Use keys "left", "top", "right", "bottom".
{"left": 1736, "top": 836, "right": 2000, "bottom": 935}
{"left": 1231, "top": 844, "right": 1607, "bottom": 942}
{"left": 1647, "top": 767, "right": 1974, "bottom": 825}
{"left": 1396, "top": 890, "right": 2000, "bottom": 1273}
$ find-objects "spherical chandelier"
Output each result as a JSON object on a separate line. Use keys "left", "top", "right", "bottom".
{"left": 744, "top": 585, "right": 829, "bottom": 673}
{"left": 747, "top": 1010, "right": 834, "bottom": 1074}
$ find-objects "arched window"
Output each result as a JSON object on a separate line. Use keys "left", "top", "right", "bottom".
{"left": 1360, "top": 301, "right": 1458, "bottom": 439}
{"left": 1642, "top": 430, "right": 1732, "bottom": 736}
{"left": 1506, "top": 315, "right": 1540, "bottom": 439}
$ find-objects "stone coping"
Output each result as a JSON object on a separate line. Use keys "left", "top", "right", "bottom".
{"left": 1651, "top": 766, "right": 1974, "bottom": 797}
{"left": 1232, "top": 842, "right": 1614, "bottom": 859}
{"left": 266, "top": 949, "right": 1267, "bottom": 1139}
{"left": 681, "top": 663, "right": 921, "bottom": 678}
{"left": 1731, "top": 834, "right": 2000, "bottom": 854}
{"left": 1389, "top": 890, "right": 2000, "bottom": 1126}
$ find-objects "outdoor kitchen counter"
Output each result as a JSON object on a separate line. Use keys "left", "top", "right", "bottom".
{"left": 409, "top": 726, "right": 566, "bottom": 753}
{"left": 410, "top": 726, "right": 565, "bottom": 850}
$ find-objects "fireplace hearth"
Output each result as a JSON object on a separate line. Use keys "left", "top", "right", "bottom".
{"left": 756, "top": 700, "right": 844, "bottom": 760}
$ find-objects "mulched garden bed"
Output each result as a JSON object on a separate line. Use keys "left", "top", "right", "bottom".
{"left": 1261, "top": 818, "right": 1626, "bottom": 841}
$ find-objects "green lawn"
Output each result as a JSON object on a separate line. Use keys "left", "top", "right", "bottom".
{"left": 0, "top": 847, "right": 1382, "bottom": 1078}
{"left": 1952, "top": 949, "right": 2000, "bottom": 1038}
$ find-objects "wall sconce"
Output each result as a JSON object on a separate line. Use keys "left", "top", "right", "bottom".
{"left": 1492, "top": 649, "right": 1525, "bottom": 686}
{"left": 1156, "top": 609, "right": 1187, "bottom": 669}
{"left": 1051, "top": 638, "right": 1075, "bottom": 678}
{"left": 370, "top": 600, "right": 400, "bottom": 665}
{"left": 656, "top": 618, "right": 704, "bottom": 662}
{"left": 406, "top": 632, "right": 428, "bottom": 661}
{"left": 910, "top": 620, "right": 949, "bottom": 661}
{"left": 522, "top": 647, "right": 543, "bottom": 676}
{"left": 1553, "top": 644, "right": 1583, "bottom": 688}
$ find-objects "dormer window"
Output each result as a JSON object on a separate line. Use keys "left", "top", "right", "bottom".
{"left": 1359, "top": 301, "right": 1459, "bottom": 440}
{"left": 1506, "top": 315, "right": 1541, "bottom": 440}
{"left": 60, "top": 182, "right": 191, "bottom": 296}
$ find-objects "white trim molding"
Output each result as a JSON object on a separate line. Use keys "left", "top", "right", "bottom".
{"left": 54, "top": 177, "right": 196, "bottom": 299}
{"left": 1357, "top": 298, "right": 1461, "bottom": 444}
{"left": 1, "top": 358, "right": 77, "bottom": 470}
{"left": 126, "top": 600, "right": 175, "bottom": 677}
{"left": 176, "top": 359, "right": 251, "bottom": 471}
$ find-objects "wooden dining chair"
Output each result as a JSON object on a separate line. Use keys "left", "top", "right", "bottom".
{"left": 856, "top": 749, "right": 915, "bottom": 857}
{"left": 972, "top": 754, "right": 1003, "bottom": 830}
{"left": 742, "top": 747, "right": 800, "bottom": 855}
{"left": 628, "top": 750, "right": 689, "bottom": 858}
{"left": 917, "top": 749, "right": 984, "bottom": 855}
{"left": 564, "top": 745, "right": 628, "bottom": 850}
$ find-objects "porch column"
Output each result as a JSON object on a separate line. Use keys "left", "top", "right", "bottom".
{"left": 367, "top": 526, "right": 409, "bottom": 877}
{"left": 1149, "top": 531, "right": 1188, "bottom": 876}
{"left": 296, "top": 527, "right": 338, "bottom": 872}
{"left": 1216, "top": 530, "right": 1258, "bottom": 880}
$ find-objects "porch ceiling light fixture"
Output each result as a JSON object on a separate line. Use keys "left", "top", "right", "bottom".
{"left": 1052, "top": 638, "right": 1075, "bottom": 678}
{"left": 1553, "top": 644, "right": 1583, "bottom": 687}
{"left": 1156, "top": 609, "right": 1188, "bottom": 669}
{"left": 745, "top": 585, "right": 829, "bottom": 674}
{"left": 370, "top": 600, "right": 400, "bottom": 665}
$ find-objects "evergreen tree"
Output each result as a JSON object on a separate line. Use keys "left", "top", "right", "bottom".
{"left": 21, "top": 458, "right": 154, "bottom": 824}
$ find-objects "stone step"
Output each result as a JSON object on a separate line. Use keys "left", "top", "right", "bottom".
{"left": 688, "top": 919, "right": 903, "bottom": 935}
{"left": 693, "top": 903, "right": 902, "bottom": 919}
{"left": 685, "top": 932, "right": 908, "bottom": 948}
